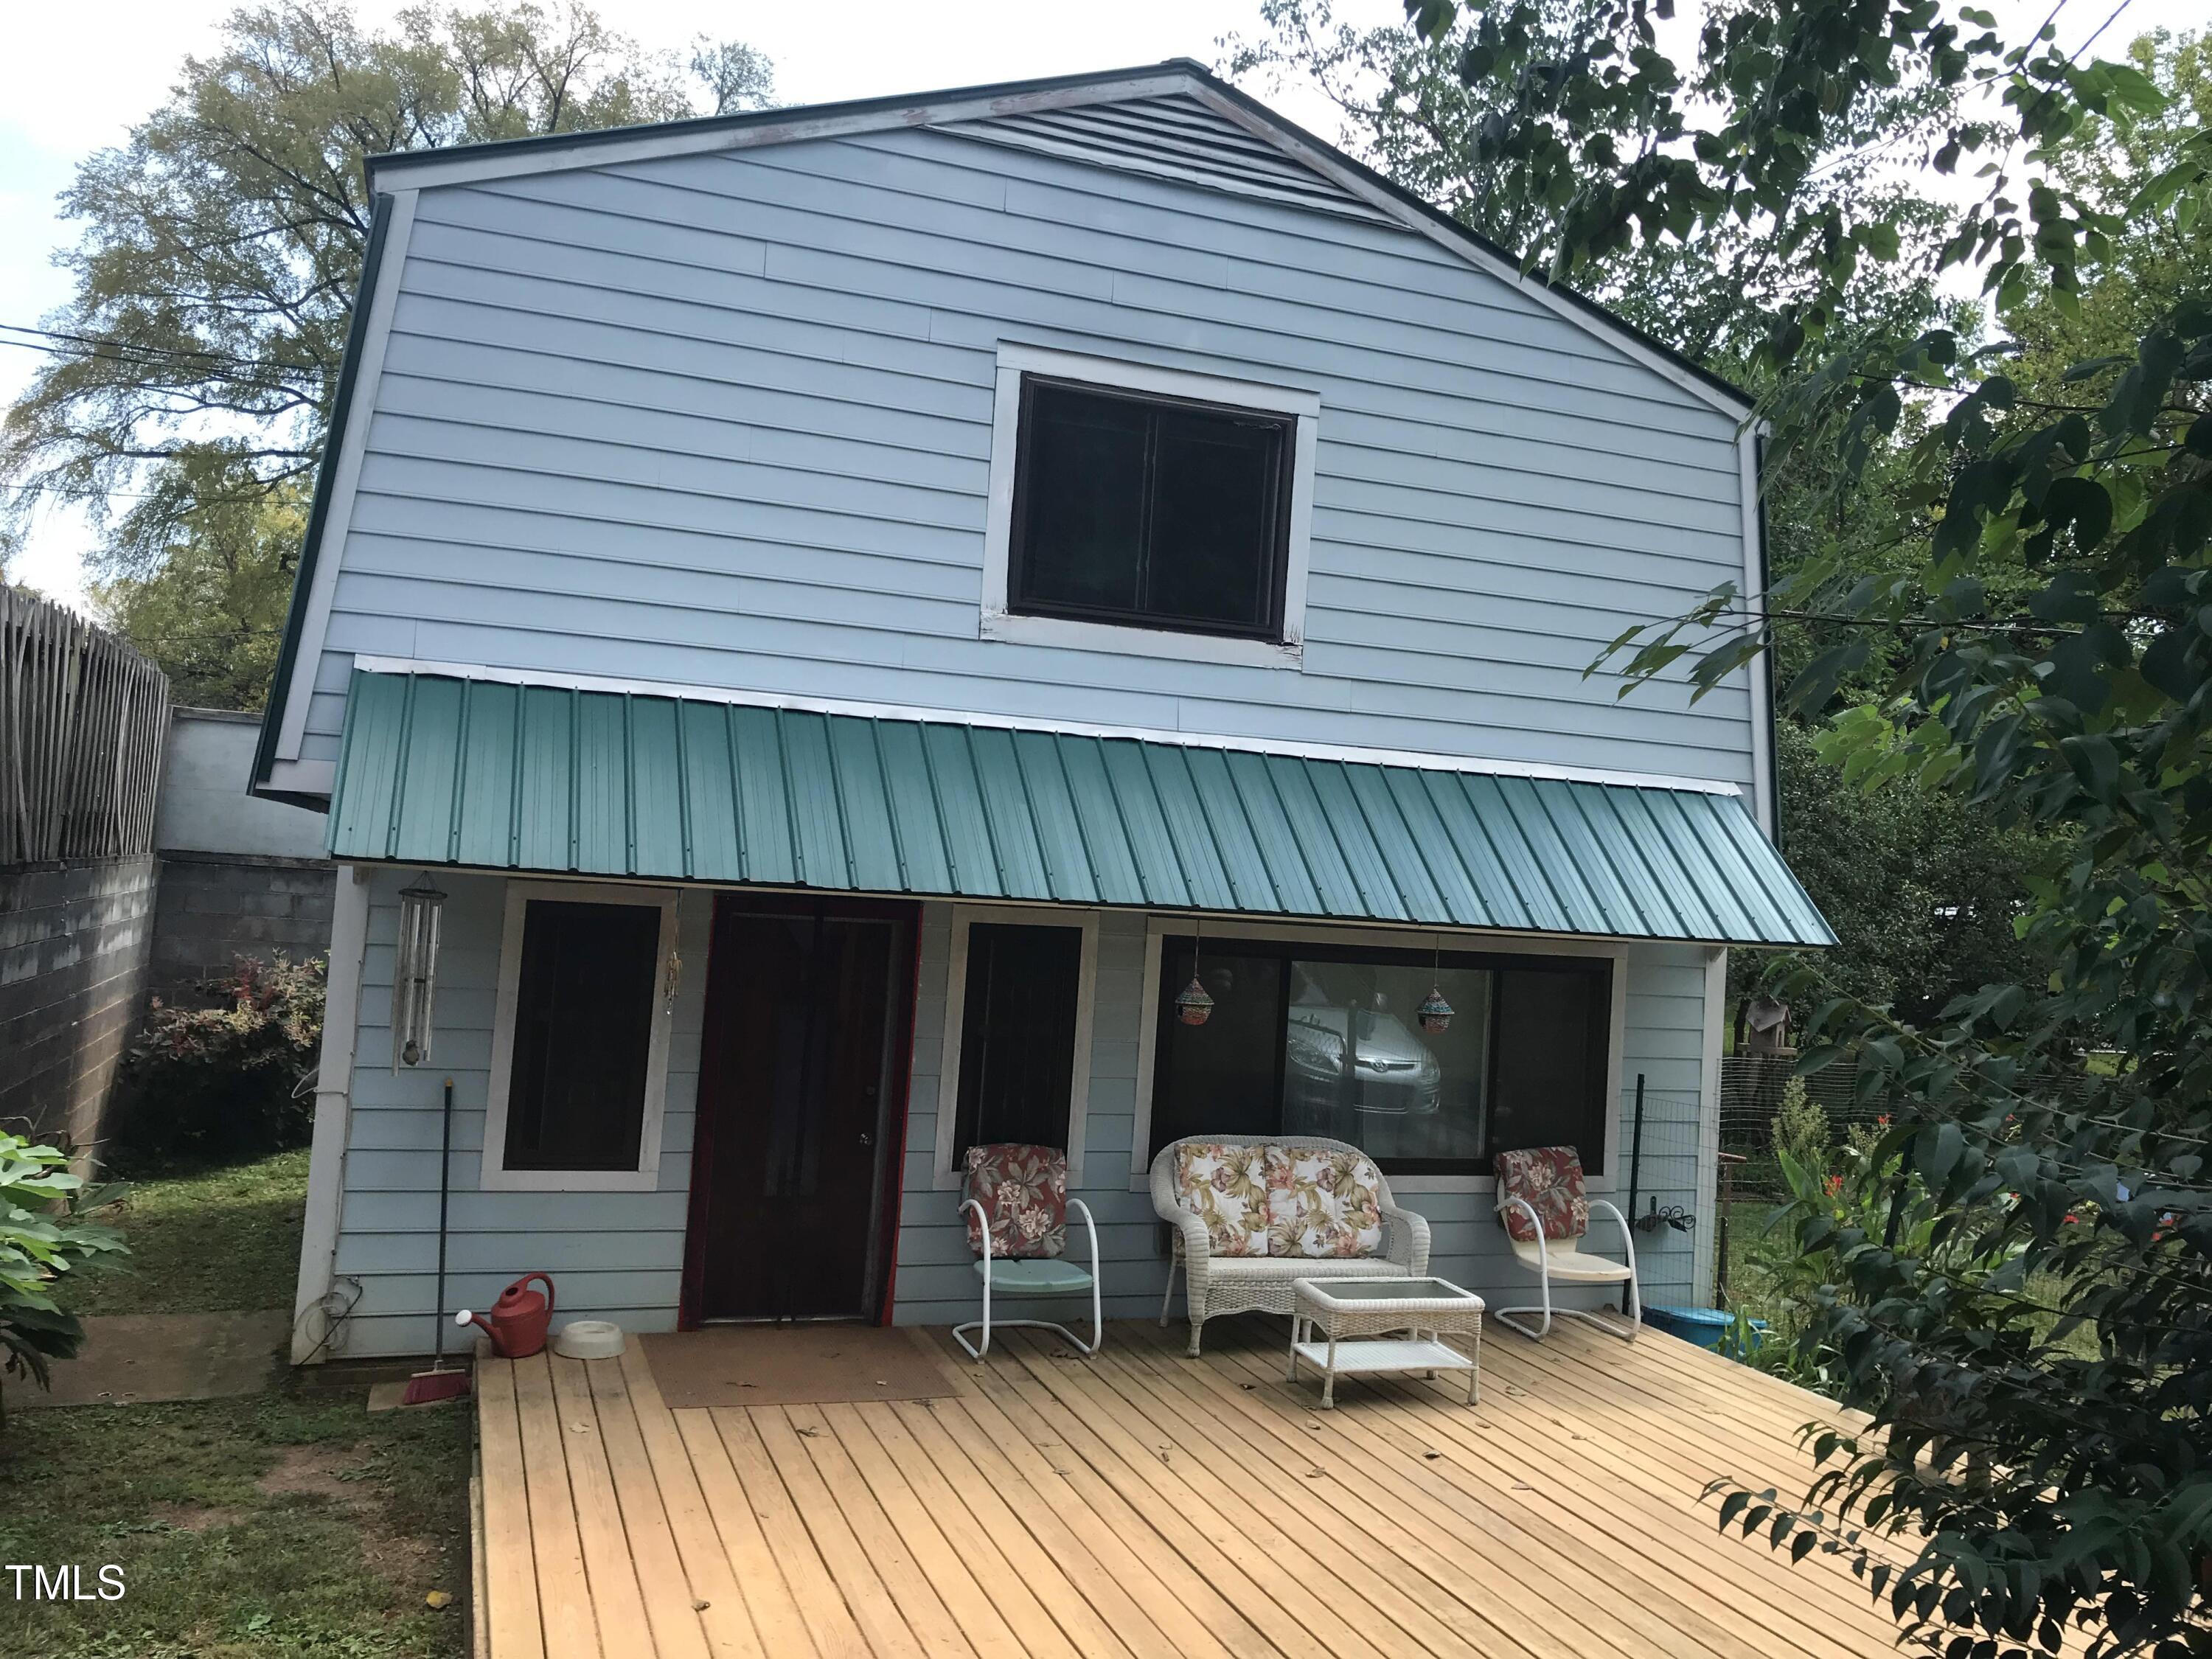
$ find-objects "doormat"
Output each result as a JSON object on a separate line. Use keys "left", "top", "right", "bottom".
{"left": 638, "top": 1324, "right": 965, "bottom": 1408}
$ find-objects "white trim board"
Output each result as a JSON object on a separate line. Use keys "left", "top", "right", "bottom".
{"left": 930, "top": 905, "right": 1101, "bottom": 1190}
{"left": 1737, "top": 424, "right": 1776, "bottom": 838}
{"left": 1125, "top": 912, "right": 1630, "bottom": 1197}
{"left": 480, "top": 878, "right": 681, "bottom": 1194}
{"left": 292, "top": 863, "right": 370, "bottom": 1363}
{"left": 344, "top": 655, "right": 1750, "bottom": 800}
{"left": 978, "top": 343, "right": 1317, "bottom": 671}
{"left": 1692, "top": 945, "right": 1728, "bottom": 1306}
{"left": 270, "top": 189, "right": 416, "bottom": 770}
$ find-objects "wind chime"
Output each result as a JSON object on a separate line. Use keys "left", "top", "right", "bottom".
{"left": 1175, "top": 917, "right": 1216, "bottom": 1027}
{"left": 1416, "top": 934, "right": 1455, "bottom": 1034}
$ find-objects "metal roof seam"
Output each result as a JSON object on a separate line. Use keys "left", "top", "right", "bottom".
{"left": 866, "top": 718, "right": 914, "bottom": 888}
{"left": 384, "top": 672, "right": 417, "bottom": 865}
{"left": 914, "top": 720, "right": 964, "bottom": 896}
{"left": 956, "top": 722, "right": 1013, "bottom": 897}
{"left": 1329, "top": 754, "right": 1421, "bottom": 922}
{"left": 818, "top": 708, "right": 860, "bottom": 891}
{"left": 1211, "top": 748, "right": 1295, "bottom": 914}
{"left": 1037, "top": 730, "right": 1105, "bottom": 905}
{"left": 1248, "top": 752, "right": 1333, "bottom": 916}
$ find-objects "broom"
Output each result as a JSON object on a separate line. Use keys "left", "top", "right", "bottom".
{"left": 402, "top": 1077, "right": 471, "bottom": 1405}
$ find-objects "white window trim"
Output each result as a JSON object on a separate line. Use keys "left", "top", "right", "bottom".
{"left": 481, "top": 879, "right": 679, "bottom": 1194}
{"left": 1128, "top": 914, "right": 1628, "bottom": 1196}
{"left": 933, "top": 905, "right": 1100, "bottom": 1191}
{"left": 978, "top": 342, "right": 1318, "bottom": 670}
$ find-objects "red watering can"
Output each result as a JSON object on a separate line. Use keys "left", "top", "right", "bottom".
{"left": 456, "top": 1272, "right": 555, "bottom": 1358}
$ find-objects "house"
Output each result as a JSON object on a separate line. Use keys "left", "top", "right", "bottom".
{"left": 257, "top": 60, "right": 1832, "bottom": 1363}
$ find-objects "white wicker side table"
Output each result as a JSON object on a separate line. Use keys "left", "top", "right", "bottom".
{"left": 1288, "top": 1275, "right": 1484, "bottom": 1408}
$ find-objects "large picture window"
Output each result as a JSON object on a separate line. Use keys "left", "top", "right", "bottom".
{"left": 1007, "top": 378, "right": 1295, "bottom": 642}
{"left": 1147, "top": 935, "right": 1612, "bottom": 1176}
{"left": 484, "top": 882, "right": 677, "bottom": 1192}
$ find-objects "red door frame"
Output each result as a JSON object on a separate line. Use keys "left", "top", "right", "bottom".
{"left": 678, "top": 892, "right": 922, "bottom": 1330}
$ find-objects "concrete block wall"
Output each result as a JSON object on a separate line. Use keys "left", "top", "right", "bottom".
{"left": 0, "top": 858, "right": 158, "bottom": 1150}
{"left": 150, "top": 852, "right": 335, "bottom": 1002}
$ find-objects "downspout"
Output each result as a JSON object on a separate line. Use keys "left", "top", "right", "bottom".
{"left": 292, "top": 863, "right": 369, "bottom": 1363}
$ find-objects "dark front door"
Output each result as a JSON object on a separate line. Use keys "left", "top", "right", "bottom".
{"left": 686, "top": 895, "right": 917, "bottom": 1323}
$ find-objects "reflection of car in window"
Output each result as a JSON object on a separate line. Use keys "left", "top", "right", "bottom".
{"left": 1284, "top": 998, "right": 1443, "bottom": 1121}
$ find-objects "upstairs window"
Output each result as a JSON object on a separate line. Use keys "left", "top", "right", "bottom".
{"left": 1008, "top": 378, "right": 1295, "bottom": 641}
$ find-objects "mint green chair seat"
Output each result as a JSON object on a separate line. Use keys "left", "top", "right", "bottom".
{"left": 971, "top": 1256, "right": 1095, "bottom": 1295}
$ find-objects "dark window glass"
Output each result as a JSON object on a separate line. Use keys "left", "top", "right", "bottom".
{"left": 1152, "top": 944, "right": 1287, "bottom": 1147}
{"left": 503, "top": 900, "right": 661, "bottom": 1172}
{"left": 1489, "top": 960, "right": 1612, "bottom": 1174}
{"left": 1009, "top": 378, "right": 1291, "bottom": 641}
{"left": 1149, "top": 936, "right": 1610, "bottom": 1175}
{"left": 952, "top": 923, "right": 1084, "bottom": 1162}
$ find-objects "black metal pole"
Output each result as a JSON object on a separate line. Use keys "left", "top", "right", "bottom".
{"left": 1626, "top": 1072, "right": 1646, "bottom": 1228}
{"left": 431, "top": 1076, "right": 453, "bottom": 1368}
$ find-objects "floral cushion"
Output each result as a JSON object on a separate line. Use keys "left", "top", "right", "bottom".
{"left": 963, "top": 1143, "right": 1066, "bottom": 1259}
{"left": 1265, "top": 1147, "right": 1384, "bottom": 1257}
{"left": 1171, "top": 1143, "right": 1270, "bottom": 1257}
{"left": 1495, "top": 1145, "right": 1589, "bottom": 1244}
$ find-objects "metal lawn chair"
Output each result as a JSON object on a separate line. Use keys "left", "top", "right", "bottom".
{"left": 1493, "top": 1145, "right": 1639, "bottom": 1341}
{"left": 953, "top": 1142, "right": 1101, "bottom": 1360}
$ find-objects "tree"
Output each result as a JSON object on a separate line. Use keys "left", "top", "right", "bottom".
{"left": 1226, "top": 0, "right": 2008, "bottom": 1032}
{"left": 1749, "top": 721, "right": 2051, "bottom": 1037}
{"left": 1, "top": 1, "right": 771, "bottom": 605}
{"left": 1223, "top": 0, "right": 1971, "bottom": 369}
{"left": 91, "top": 459, "right": 303, "bottom": 709}
{"left": 1397, "top": 0, "right": 2209, "bottom": 1649}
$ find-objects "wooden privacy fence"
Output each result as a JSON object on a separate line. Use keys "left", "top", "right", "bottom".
{"left": 1, "top": 585, "right": 169, "bottom": 868}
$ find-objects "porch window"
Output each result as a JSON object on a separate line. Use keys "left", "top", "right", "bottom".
{"left": 950, "top": 922, "right": 1084, "bottom": 1161}
{"left": 483, "top": 883, "right": 678, "bottom": 1192}
{"left": 1147, "top": 936, "right": 1611, "bottom": 1176}
{"left": 1007, "top": 378, "right": 1294, "bottom": 641}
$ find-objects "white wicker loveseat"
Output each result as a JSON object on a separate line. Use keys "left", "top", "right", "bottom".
{"left": 1150, "top": 1134, "right": 1431, "bottom": 1356}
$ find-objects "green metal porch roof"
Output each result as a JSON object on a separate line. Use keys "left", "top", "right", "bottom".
{"left": 326, "top": 670, "right": 1834, "bottom": 947}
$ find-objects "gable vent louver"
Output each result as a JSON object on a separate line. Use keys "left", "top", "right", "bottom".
{"left": 936, "top": 94, "right": 1396, "bottom": 226}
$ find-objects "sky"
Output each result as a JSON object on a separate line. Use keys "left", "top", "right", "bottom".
{"left": 0, "top": 0, "right": 2195, "bottom": 612}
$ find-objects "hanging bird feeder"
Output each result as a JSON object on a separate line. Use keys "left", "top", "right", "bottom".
{"left": 1176, "top": 918, "right": 1216, "bottom": 1027}
{"left": 1416, "top": 985, "right": 1455, "bottom": 1034}
{"left": 392, "top": 872, "right": 446, "bottom": 1070}
{"left": 1416, "top": 934, "right": 1454, "bottom": 1033}
{"left": 1175, "top": 975, "right": 1216, "bottom": 1027}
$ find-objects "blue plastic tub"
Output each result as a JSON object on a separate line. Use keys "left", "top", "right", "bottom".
{"left": 1644, "top": 1304, "right": 1766, "bottom": 1357}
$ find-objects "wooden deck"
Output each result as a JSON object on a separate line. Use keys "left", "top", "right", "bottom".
{"left": 473, "top": 1316, "right": 1913, "bottom": 1659}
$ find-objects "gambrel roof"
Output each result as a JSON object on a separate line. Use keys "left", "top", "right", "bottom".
{"left": 363, "top": 59, "right": 1753, "bottom": 419}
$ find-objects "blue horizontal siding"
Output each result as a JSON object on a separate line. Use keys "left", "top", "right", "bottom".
{"left": 300, "top": 118, "right": 1759, "bottom": 788}
{"left": 323, "top": 881, "right": 1716, "bottom": 1357}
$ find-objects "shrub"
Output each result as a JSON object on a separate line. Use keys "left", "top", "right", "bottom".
{"left": 111, "top": 955, "right": 325, "bottom": 1170}
{"left": 1770, "top": 1077, "right": 1829, "bottom": 1178}
{"left": 1, "top": 1134, "right": 126, "bottom": 1421}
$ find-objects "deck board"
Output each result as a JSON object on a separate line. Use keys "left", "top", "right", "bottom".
{"left": 475, "top": 1318, "right": 1924, "bottom": 1658}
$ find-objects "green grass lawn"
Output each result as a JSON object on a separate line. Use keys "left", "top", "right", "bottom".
{"left": 5, "top": 1147, "right": 472, "bottom": 1658}
{"left": 0, "top": 1384, "right": 470, "bottom": 1659}
{"left": 58, "top": 1149, "right": 310, "bottom": 1315}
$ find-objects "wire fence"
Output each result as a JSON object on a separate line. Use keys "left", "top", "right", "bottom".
{"left": 1, "top": 584, "right": 168, "bottom": 869}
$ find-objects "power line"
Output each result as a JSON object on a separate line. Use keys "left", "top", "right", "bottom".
{"left": 0, "top": 320, "right": 320, "bottom": 381}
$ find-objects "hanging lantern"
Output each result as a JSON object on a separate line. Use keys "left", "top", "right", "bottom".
{"left": 1177, "top": 917, "right": 1217, "bottom": 1026}
{"left": 1416, "top": 985, "right": 1455, "bottom": 1033}
{"left": 392, "top": 872, "right": 446, "bottom": 1070}
{"left": 1175, "top": 975, "right": 1216, "bottom": 1027}
{"left": 1416, "top": 933, "right": 1453, "bottom": 1032}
